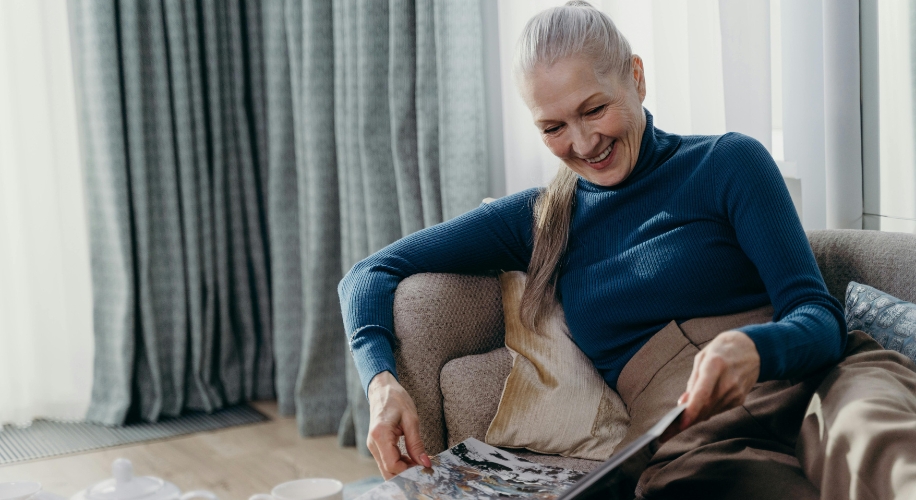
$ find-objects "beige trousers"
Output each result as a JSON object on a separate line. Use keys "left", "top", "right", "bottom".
{"left": 613, "top": 305, "right": 916, "bottom": 500}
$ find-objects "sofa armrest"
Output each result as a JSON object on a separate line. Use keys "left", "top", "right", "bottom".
{"left": 393, "top": 273, "right": 505, "bottom": 454}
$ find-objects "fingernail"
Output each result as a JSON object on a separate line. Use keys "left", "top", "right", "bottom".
{"left": 421, "top": 454, "right": 431, "bottom": 467}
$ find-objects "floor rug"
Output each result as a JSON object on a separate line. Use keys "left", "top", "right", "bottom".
{"left": 0, "top": 405, "right": 268, "bottom": 465}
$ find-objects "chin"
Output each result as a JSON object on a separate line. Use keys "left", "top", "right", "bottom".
{"left": 588, "top": 174, "right": 624, "bottom": 187}
{"left": 578, "top": 163, "right": 631, "bottom": 187}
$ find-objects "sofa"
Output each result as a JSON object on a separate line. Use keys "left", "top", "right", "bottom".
{"left": 390, "top": 229, "right": 916, "bottom": 472}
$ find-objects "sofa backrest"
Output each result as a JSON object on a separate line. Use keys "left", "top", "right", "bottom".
{"left": 808, "top": 229, "right": 916, "bottom": 305}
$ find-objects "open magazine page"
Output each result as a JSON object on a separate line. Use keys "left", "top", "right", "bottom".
{"left": 355, "top": 405, "right": 687, "bottom": 500}
{"left": 355, "top": 438, "right": 587, "bottom": 500}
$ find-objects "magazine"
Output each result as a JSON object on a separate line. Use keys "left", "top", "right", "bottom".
{"left": 355, "top": 437, "right": 586, "bottom": 500}
{"left": 355, "top": 405, "right": 686, "bottom": 500}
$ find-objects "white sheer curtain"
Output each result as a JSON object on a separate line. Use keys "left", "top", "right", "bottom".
{"left": 0, "top": 0, "right": 93, "bottom": 424}
{"left": 861, "top": 0, "right": 916, "bottom": 233}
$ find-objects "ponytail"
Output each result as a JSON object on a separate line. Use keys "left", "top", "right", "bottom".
{"left": 519, "top": 166, "right": 577, "bottom": 332}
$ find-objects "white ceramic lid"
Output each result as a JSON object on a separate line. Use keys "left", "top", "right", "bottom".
{"left": 85, "top": 459, "right": 168, "bottom": 500}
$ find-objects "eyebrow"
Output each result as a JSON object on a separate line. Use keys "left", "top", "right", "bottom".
{"left": 534, "top": 92, "right": 608, "bottom": 127}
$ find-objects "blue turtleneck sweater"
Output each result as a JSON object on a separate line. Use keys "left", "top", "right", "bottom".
{"left": 339, "top": 111, "right": 847, "bottom": 395}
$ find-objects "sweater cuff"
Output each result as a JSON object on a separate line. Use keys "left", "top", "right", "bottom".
{"left": 737, "top": 322, "right": 786, "bottom": 382}
{"left": 349, "top": 325, "right": 400, "bottom": 397}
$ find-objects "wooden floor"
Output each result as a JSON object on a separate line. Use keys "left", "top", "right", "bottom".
{"left": 0, "top": 402, "right": 380, "bottom": 499}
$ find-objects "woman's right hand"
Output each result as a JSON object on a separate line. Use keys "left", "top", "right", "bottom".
{"left": 366, "top": 371, "right": 432, "bottom": 479}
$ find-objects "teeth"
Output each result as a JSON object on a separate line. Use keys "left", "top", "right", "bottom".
{"left": 585, "top": 142, "right": 614, "bottom": 163}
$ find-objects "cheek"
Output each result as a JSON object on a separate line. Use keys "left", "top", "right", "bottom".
{"left": 542, "top": 136, "right": 568, "bottom": 159}
{"left": 597, "top": 115, "right": 627, "bottom": 138}
{"left": 597, "top": 105, "right": 638, "bottom": 137}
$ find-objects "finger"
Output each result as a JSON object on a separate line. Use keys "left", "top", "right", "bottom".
{"left": 367, "top": 440, "right": 393, "bottom": 480}
{"left": 400, "top": 453, "right": 418, "bottom": 467}
{"left": 375, "top": 428, "right": 409, "bottom": 478}
{"left": 684, "top": 359, "right": 720, "bottom": 428}
{"left": 685, "top": 351, "right": 704, "bottom": 394}
{"left": 381, "top": 446, "right": 409, "bottom": 478}
{"left": 693, "top": 364, "right": 755, "bottom": 426}
{"left": 679, "top": 357, "right": 702, "bottom": 408}
{"left": 705, "top": 371, "right": 746, "bottom": 414}
{"left": 369, "top": 441, "right": 394, "bottom": 480}
{"left": 677, "top": 391, "right": 689, "bottom": 405}
{"left": 402, "top": 415, "right": 431, "bottom": 468}
{"left": 695, "top": 375, "right": 730, "bottom": 424}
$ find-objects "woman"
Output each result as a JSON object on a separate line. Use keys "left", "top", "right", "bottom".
{"left": 339, "top": 2, "right": 916, "bottom": 498}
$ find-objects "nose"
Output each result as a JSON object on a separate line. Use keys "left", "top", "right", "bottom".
{"left": 569, "top": 123, "right": 600, "bottom": 158}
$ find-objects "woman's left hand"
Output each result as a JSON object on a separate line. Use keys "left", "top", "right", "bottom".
{"left": 678, "top": 330, "right": 760, "bottom": 430}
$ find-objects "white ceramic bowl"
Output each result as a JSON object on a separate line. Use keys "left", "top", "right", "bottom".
{"left": 249, "top": 478, "right": 343, "bottom": 500}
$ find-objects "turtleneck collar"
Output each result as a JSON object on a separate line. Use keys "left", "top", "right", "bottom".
{"left": 576, "top": 109, "right": 681, "bottom": 192}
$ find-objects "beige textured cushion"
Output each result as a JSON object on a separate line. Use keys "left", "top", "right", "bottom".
{"left": 441, "top": 347, "right": 513, "bottom": 447}
{"left": 485, "top": 271, "right": 630, "bottom": 460}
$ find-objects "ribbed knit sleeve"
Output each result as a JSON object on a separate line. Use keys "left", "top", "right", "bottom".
{"left": 713, "top": 133, "right": 847, "bottom": 381}
{"left": 338, "top": 190, "right": 537, "bottom": 395}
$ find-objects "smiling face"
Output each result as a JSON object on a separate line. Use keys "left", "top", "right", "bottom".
{"left": 520, "top": 55, "right": 647, "bottom": 187}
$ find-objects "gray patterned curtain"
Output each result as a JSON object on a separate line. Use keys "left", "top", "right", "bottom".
{"left": 69, "top": 0, "right": 490, "bottom": 453}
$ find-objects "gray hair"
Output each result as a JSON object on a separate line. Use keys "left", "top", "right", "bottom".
{"left": 514, "top": 1, "right": 633, "bottom": 81}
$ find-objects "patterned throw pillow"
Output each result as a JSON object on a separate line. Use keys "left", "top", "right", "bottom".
{"left": 845, "top": 281, "right": 916, "bottom": 363}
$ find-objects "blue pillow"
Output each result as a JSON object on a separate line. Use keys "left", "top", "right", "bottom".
{"left": 845, "top": 281, "right": 916, "bottom": 363}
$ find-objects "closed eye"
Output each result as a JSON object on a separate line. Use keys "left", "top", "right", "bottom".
{"left": 586, "top": 105, "right": 606, "bottom": 116}
{"left": 543, "top": 124, "right": 563, "bottom": 135}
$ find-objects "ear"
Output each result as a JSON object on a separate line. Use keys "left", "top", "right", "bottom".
{"left": 631, "top": 55, "right": 646, "bottom": 103}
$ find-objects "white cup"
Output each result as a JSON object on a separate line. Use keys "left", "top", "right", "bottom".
{"left": 0, "top": 482, "right": 41, "bottom": 500}
{"left": 248, "top": 479, "right": 343, "bottom": 500}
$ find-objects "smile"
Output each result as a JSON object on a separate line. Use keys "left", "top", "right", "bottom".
{"left": 585, "top": 141, "right": 614, "bottom": 163}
